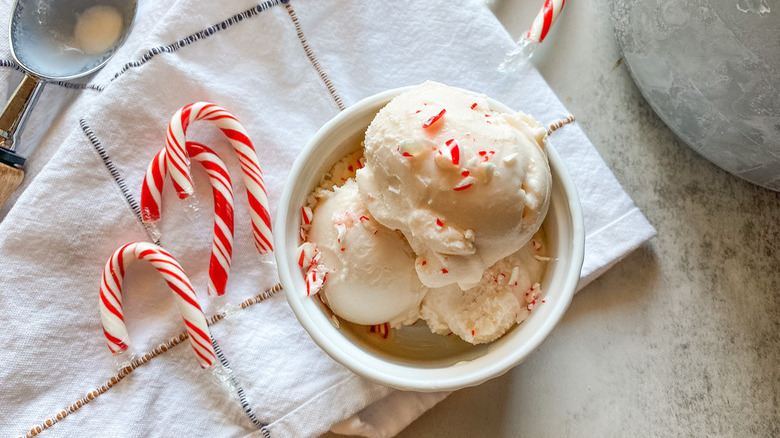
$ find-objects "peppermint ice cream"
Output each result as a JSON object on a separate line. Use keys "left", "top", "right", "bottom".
{"left": 306, "top": 178, "right": 426, "bottom": 327}
{"left": 357, "top": 81, "right": 551, "bottom": 290}
{"left": 420, "top": 231, "right": 549, "bottom": 344}
{"left": 299, "top": 82, "right": 553, "bottom": 344}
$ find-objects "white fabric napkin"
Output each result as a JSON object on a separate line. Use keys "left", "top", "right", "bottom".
{"left": 0, "top": 1, "right": 655, "bottom": 437}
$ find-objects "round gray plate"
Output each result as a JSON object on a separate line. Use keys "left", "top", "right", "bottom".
{"left": 611, "top": 0, "right": 779, "bottom": 191}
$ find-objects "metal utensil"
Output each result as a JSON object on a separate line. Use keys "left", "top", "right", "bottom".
{"left": 0, "top": 0, "right": 137, "bottom": 208}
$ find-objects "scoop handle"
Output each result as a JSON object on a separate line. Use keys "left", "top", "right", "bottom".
{"left": 0, "top": 161, "right": 24, "bottom": 210}
{"left": 0, "top": 74, "right": 44, "bottom": 151}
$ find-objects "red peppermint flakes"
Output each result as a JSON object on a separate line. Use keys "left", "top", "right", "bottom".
{"left": 359, "top": 215, "right": 370, "bottom": 222}
{"left": 422, "top": 260, "right": 427, "bottom": 266}
{"left": 461, "top": 169, "right": 470, "bottom": 177}
{"left": 423, "top": 109, "right": 446, "bottom": 129}
{"left": 369, "top": 323, "right": 390, "bottom": 339}
{"left": 436, "top": 218, "right": 444, "bottom": 227}
{"left": 434, "top": 139, "right": 461, "bottom": 168}
{"left": 470, "top": 102, "right": 478, "bottom": 110}
{"left": 477, "top": 150, "right": 495, "bottom": 162}
{"left": 454, "top": 176, "right": 476, "bottom": 191}
{"left": 445, "top": 139, "right": 460, "bottom": 165}
{"left": 301, "top": 206, "right": 313, "bottom": 225}
{"left": 441, "top": 268, "right": 449, "bottom": 274}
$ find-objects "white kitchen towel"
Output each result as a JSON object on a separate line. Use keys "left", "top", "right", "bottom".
{"left": 0, "top": 1, "right": 655, "bottom": 438}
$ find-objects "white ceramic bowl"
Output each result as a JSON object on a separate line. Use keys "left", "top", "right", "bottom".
{"left": 275, "top": 86, "right": 585, "bottom": 392}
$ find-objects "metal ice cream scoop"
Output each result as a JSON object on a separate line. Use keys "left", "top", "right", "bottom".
{"left": 0, "top": 0, "right": 137, "bottom": 208}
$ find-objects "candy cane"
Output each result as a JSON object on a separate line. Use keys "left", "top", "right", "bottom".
{"left": 99, "top": 242, "right": 216, "bottom": 368}
{"left": 165, "top": 102, "right": 272, "bottom": 254}
{"left": 498, "top": 0, "right": 566, "bottom": 71}
{"left": 141, "top": 142, "right": 235, "bottom": 297}
{"left": 527, "top": 0, "right": 565, "bottom": 43}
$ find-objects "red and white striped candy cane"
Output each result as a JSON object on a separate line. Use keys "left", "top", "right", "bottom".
{"left": 499, "top": 0, "right": 566, "bottom": 72}
{"left": 141, "top": 142, "right": 235, "bottom": 297}
{"left": 526, "top": 0, "right": 565, "bottom": 43}
{"left": 99, "top": 242, "right": 216, "bottom": 368}
{"left": 165, "top": 102, "right": 273, "bottom": 254}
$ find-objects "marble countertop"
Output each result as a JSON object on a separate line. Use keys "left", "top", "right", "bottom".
{"left": 327, "top": 0, "right": 778, "bottom": 436}
{"left": 400, "top": 0, "right": 779, "bottom": 436}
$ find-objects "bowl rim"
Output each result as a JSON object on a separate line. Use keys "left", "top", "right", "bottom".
{"left": 275, "top": 85, "right": 585, "bottom": 391}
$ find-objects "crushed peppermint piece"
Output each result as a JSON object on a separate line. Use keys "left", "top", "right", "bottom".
{"left": 470, "top": 102, "right": 478, "bottom": 109}
{"left": 301, "top": 205, "right": 313, "bottom": 225}
{"left": 502, "top": 153, "right": 519, "bottom": 165}
{"left": 442, "top": 268, "right": 449, "bottom": 274}
{"left": 398, "top": 138, "right": 430, "bottom": 157}
{"left": 369, "top": 323, "right": 390, "bottom": 339}
{"left": 423, "top": 109, "right": 446, "bottom": 128}
{"left": 335, "top": 223, "right": 347, "bottom": 244}
{"left": 447, "top": 139, "right": 460, "bottom": 164}
{"left": 436, "top": 218, "right": 444, "bottom": 227}
{"left": 532, "top": 240, "right": 542, "bottom": 250}
{"left": 477, "top": 150, "right": 495, "bottom": 162}
{"left": 305, "top": 267, "right": 327, "bottom": 297}
{"left": 435, "top": 139, "right": 460, "bottom": 168}
{"left": 454, "top": 176, "right": 476, "bottom": 191}
{"left": 334, "top": 210, "right": 354, "bottom": 227}
{"left": 478, "top": 162, "right": 495, "bottom": 182}
{"left": 509, "top": 266, "right": 520, "bottom": 285}
{"left": 297, "top": 242, "right": 318, "bottom": 269}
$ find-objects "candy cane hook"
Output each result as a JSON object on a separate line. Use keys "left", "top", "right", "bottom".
{"left": 99, "top": 242, "right": 216, "bottom": 368}
{"left": 141, "top": 142, "right": 235, "bottom": 297}
{"left": 527, "top": 0, "right": 565, "bottom": 43}
{"left": 164, "top": 102, "right": 273, "bottom": 254}
{"left": 499, "top": 0, "right": 567, "bottom": 72}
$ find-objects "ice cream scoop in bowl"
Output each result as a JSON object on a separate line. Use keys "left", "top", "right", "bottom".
{"left": 276, "top": 85, "right": 584, "bottom": 392}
